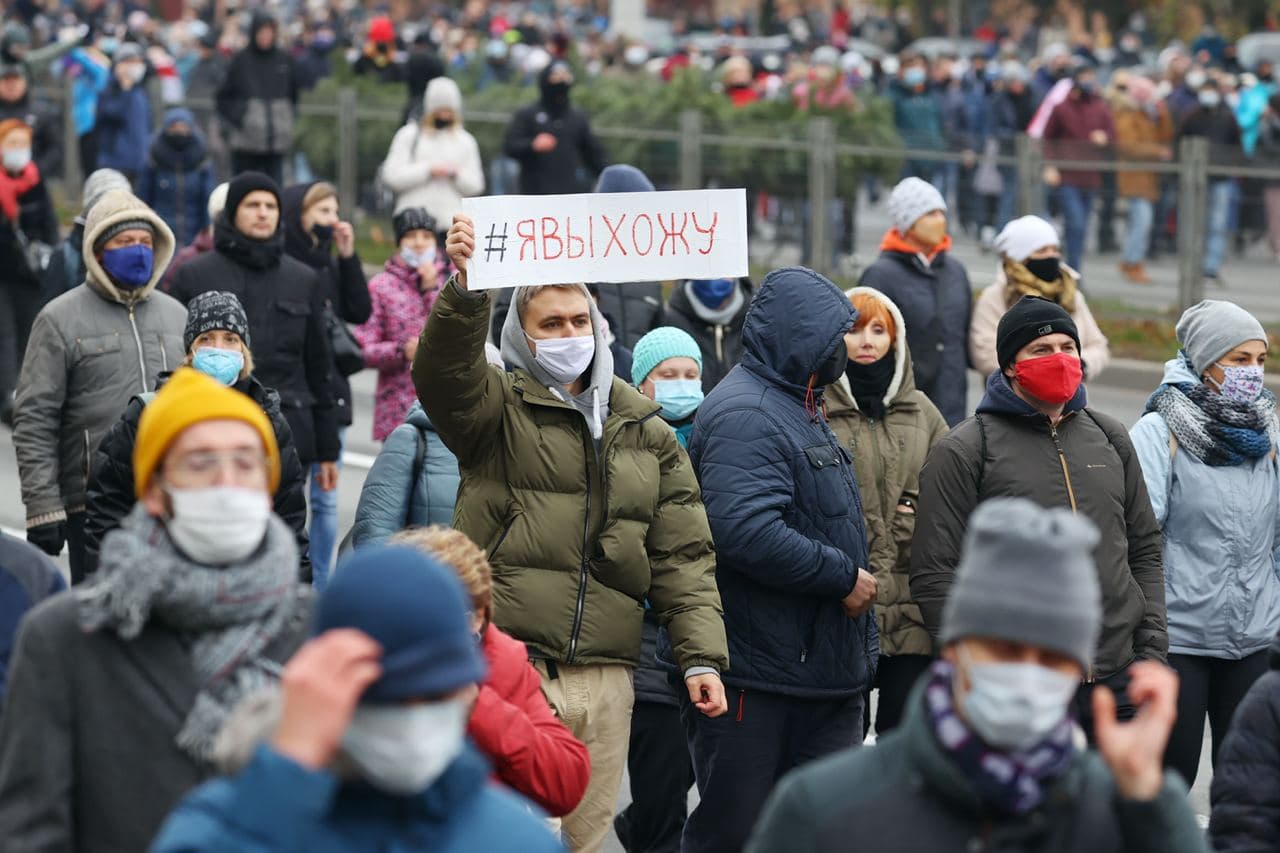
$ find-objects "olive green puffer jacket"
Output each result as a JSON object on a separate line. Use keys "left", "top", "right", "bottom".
{"left": 827, "top": 288, "right": 948, "bottom": 658}
{"left": 414, "top": 281, "right": 728, "bottom": 673}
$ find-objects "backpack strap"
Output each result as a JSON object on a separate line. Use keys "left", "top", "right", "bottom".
{"left": 137, "top": 391, "right": 157, "bottom": 406}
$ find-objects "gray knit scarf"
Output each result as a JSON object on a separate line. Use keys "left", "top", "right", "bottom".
{"left": 77, "top": 504, "right": 302, "bottom": 761}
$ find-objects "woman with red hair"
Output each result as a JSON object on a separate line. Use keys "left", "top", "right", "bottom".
{"left": 826, "top": 286, "right": 949, "bottom": 735}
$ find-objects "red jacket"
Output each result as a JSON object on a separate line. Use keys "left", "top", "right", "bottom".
{"left": 468, "top": 624, "right": 591, "bottom": 817}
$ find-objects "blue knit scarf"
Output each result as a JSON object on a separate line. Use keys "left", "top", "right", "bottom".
{"left": 1145, "top": 354, "right": 1279, "bottom": 467}
{"left": 924, "top": 661, "right": 1076, "bottom": 816}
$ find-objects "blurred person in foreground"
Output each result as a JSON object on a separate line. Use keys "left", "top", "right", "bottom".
{"left": 748, "top": 499, "right": 1205, "bottom": 853}
{"left": 0, "top": 368, "right": 313, "bottom": 852}
{"left": 149, "top": 544, "right": 562, "bottom": 852}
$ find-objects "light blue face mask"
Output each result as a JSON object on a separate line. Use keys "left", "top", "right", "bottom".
{"left": 654, "top": 379, "right": 703, "bottom": 422}
{"left": 192, "top": 346, "right": 244, "bottom": 386}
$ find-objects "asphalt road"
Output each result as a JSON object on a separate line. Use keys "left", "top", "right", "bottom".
{"left": 0, "top": 368, "right": 1215, "bottom": 843}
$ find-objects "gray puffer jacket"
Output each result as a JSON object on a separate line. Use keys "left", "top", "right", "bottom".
{"left": 13, "top": 190, "right": 186, "bottom": 526}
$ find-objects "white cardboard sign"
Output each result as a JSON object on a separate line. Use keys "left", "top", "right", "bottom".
{"left": 461, "top": 188, "right": 748, "bottom": 290}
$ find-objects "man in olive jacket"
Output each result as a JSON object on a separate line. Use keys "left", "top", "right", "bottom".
{"left": 911, "top": 296, "right": 1166, "bottom": 730}
{"left": 414, "top": 214, "right": 729, "bottom": 853}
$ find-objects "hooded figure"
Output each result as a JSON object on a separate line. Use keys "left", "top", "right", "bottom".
{"left": 826, "top": 287, "right": 948, "bottom": 734}
{"left": 138, "top": 107, "right": 216, "bottom": 247}
{"left": 501, "top": 60, "right": 608, "bottom": 195}
{"left": 683, "top": 266, "right": 877, "bottom": 853}
{"left": 215, "top": 12, "right": 298, "bottom": 182}
{"left": 13, "top": 190, "right": 185, "bottom": 581}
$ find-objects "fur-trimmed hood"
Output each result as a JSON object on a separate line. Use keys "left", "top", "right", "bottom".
{"left": 835, "top": 285, "right": 915, "bottom": 410}
{"left": 81, "top": 189, "right": 176, "bottom": 304}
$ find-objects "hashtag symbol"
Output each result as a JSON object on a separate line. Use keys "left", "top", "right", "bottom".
{"left": 484, "top": 223, "right": 508, "bottom": 262}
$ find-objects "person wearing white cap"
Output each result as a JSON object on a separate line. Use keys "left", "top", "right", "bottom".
{"left": 1130, "top": 299, "right": 1280, "bottom": 789}
{"left": 380, "top": 76, "right": 484, "bottom": 226}
{"left": 858, "top": 176, "right": 973, "bottom": 426}
{"left": 969, "top": 215, "right": 1110, "bottom": 379}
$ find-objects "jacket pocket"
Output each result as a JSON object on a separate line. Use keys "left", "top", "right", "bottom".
{"left": 273, "top": 299, "right": 311, "bottom": 356}
{"left": 803, "top": 443, "right": 852, "bottom": 518}
{"left": 487, "top": 508, "right": 522, "bottom": 563}
{"left": 75, "top": 332, "right": 122, "bottom": 362}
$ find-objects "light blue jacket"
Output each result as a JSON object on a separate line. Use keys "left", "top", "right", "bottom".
{"left": 350, "top": 402, "right": 461, "bottom": 546}
{"left": 1129, "top": 357, "right": 1280, "bottom": 658}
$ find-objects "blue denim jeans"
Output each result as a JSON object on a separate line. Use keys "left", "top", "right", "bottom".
{"left": 308, "top": 428, "right": 345, "bottom": 590}
{"left": 1204, "top": 180, "right": 1237, "bottom": 276}
{"left": 1058, "top": 185, "right": 1095, "bottom": 272}
{"left": 1123, "top": 197, "right": 1154, "bottom": 265}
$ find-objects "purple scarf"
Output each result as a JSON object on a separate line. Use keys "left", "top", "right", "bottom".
{"left": 924, "top": 660, "right": 1076, "bottom": 815}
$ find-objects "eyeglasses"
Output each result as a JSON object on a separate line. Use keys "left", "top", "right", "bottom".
{"left": 163, "top": 449, "right": 269, "bottom": 487}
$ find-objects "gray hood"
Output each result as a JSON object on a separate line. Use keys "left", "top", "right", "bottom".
{"left": 499, "top": 284, "right": 615, "bottom": 438}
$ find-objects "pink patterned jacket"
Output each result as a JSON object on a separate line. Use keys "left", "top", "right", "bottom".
{"left": 354, "top": 253, "right": 447, "bottom": 441}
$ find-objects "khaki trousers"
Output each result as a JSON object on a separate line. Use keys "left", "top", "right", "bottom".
{"left": 533, "top": 661, "right": 635, "bottom": 853}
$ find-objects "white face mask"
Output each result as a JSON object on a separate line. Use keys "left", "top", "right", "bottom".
{"left": 342, "top": 699, "right": 468, "bottom": 794}
{"left": 957, "top": 650, "right": 1078, "bottom": 751}
{"left": 2, "top": 147, "right": 30, "bottom": 173}
{"left": 400, "top": 245, "right": 436, "bottom": 268}
{"left": 527, "top": 332, "right": 595, "bottom": 385}
{"left": 165, "top": 486, "right": 272, "bottom": 565}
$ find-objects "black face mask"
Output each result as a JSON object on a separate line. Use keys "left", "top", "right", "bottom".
{"left": 433, "top": 116, "right": 453, "bottom": 130}
{"left": 311, "top": 223, "right": 334, "bottom": 243}
{"left": 541, "top": 80, "right": 571, "bottom": 109}
{"left": 1024, "top": 255, "right": 1061, "bottom": 283}
{"left": 814, "top": 343, "right": 847, "bottom": 387}
{"left": 164, "top": 132, "right": 192, "bottom": 149}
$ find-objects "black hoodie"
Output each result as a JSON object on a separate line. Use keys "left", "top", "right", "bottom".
{"left": 500, "top": 65, "right": 608, "bottom": 194}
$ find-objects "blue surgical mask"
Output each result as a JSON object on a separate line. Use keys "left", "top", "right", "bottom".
{"left": 1210, "top": 363, "right": 1265, "bottom": 404}
{"left": 958, "top": 650, "right": 1079, "bottom": 752}
{"left": 100, "top": 244, "right": 154, "bottom": 289}
{"left": 691, "top": 278, "right": 735, "bottom": 307}
{"left": 192, "top": 346, "right": 245, "bottom": 385}
{"left": 903, "top": 67, "right": 927, "bottom": 87}
{"left": 654, "top": 379, "right": 703, "bottom": 422}
{"left": 401, "top": 246, "right": 436, "bottom": 268}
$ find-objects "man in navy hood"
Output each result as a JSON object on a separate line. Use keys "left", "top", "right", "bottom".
{"left": 683, "top": 265, "right": 879, "bottom": 853}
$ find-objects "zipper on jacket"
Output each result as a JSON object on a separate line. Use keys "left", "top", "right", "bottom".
{"left": 127, "top": 305, "right": 148, "bottom": 393}
{"left": 1049, "top": 422, "right": 1078, "bottom": 513}
{"left": 567, "top": 430, "right": 594, "bottom": 664}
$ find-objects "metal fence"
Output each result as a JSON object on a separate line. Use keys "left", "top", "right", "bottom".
{"left": 39, "top": 79, "right": 1280, "bottom": 311}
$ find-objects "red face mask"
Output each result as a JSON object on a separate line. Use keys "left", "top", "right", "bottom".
{"left": 1012, "top": 352, "right": 1083, "bottom": 405}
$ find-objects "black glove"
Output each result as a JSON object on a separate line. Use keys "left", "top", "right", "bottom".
{"left": 26, "top": 521, "right": 66, "bottom": 557}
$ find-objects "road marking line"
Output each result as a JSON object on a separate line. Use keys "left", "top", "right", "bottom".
{"left": 343, "top": 451, "right": 376, "bottom": 471}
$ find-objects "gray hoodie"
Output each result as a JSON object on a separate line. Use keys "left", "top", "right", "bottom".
{"left": 498, "top": 284, "right": 615, "bottom": 441}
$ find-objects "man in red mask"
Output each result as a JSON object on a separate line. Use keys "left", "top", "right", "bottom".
{"left": 909, "top": 295, "right": 1167, "bottom": 739}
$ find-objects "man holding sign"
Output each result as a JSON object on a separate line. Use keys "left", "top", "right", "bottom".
{"left": 413, "top": 213, "right": 730, "bottom": 853}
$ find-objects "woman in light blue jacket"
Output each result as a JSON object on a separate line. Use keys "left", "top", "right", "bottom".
{"left": 348, "top": 401, "right": 460, "bottom": 547}
{"left": 1130, "top": 299, "right": 1280, "bottom": 789}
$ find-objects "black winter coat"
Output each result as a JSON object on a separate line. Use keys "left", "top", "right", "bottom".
{"left": 592, "top": 282, "right": 663, "bottom": 350}
{"left": 857, "top": 246, "right": 972, "bottom": 426}
{"left": 282, "top": 182, "right": 372, "bottom": 427}
{"left": 167, "top": 220, "right": 339, "bottom": 465}
{"left": 0, "top": 175, "right": 58, "bottom": 289}
{"left": 910, "top": 372, "right": 1167, "bottom": 679}
{"left": 1209, "top": 631, "right": 1280, "bottom": 851}
{"left": 688, "top": 267, "right": 876, "bottom": 698}
{"left": 41, "top": 222, "right": 85, "bottom": 305}
{"left": 501, "top": 98, "right": 607, "bottom": 195}
{"left": 82, "top": 373, "right": 311, "bottom": 577}
{"left": 662, "top": 279, "right": 752, "bottom": 392}
{"left": 215, "top": 44, "right": 298, "bottom": 155}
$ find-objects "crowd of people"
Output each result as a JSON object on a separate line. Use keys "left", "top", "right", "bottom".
{"left": 1, "top": 3, "right": 1280, "bottom": 853}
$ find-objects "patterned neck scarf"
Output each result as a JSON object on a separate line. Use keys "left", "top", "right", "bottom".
{"left": 1002, "top": 257, "right": 1078, "bottom": 314}
{"left": 924, "top": 661, "right": 1076, "bottom": 816}
{"left": 1145, "top": 353, "right": 1279, "bottom": 467}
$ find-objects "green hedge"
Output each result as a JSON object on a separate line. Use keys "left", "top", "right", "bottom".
{"left": 296, "top": 64, "right": 902, "bottom": 200}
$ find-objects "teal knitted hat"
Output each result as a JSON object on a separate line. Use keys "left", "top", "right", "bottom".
{"left": 631, "top": 326, "right": 703, "bottom": 386}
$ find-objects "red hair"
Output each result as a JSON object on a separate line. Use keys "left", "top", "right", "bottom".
{"left": 850, "top": 292, "right": 897, "bottom": 342}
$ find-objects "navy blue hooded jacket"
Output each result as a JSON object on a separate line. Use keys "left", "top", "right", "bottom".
{"left": 689, "top": 266, "right": 878, "bottom": 698}
{"left": 137, "top": 108, "right": 216, "bottom": 247}
{"left": 1209, "top": 630, "right": 1280, "bottom": 851}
